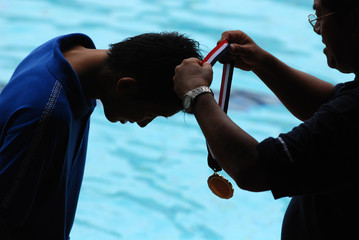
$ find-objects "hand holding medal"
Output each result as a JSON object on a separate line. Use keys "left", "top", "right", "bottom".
{"left": 202, "top": 41, "right": 235, "bottom": 199}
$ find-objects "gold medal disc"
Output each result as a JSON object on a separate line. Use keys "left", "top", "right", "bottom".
{"left": 207, "top": 172, "right": 234, "bottom": 199}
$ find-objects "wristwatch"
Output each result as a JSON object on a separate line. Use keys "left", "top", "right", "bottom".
{"left": 182, "top": 86, "right": 214, "bottom": 113}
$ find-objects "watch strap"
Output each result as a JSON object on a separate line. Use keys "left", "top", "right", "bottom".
{"left": 183, "top": 86, "right": 213, "bottom": 113}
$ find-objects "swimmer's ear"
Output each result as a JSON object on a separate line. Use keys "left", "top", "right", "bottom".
{"left": 116, "top": 77, "right": 137, "bottom": 92}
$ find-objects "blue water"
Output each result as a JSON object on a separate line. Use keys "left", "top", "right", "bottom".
{"left": 0, "top": 0, "right": 355, "bottom": 239}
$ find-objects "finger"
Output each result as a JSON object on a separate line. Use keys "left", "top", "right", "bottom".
{"left": 219, "top": 30, "right": 246, "bottom": 44}
{"left": 218, "top": 31, "right": 232, "bottom": 44}
{"left": 229, "top": 43, "right": 248, "bottom": 56}
{"left": 218, "top": 51, "right": 235, "bottom": 64}
{"left": 187, "top": 57, "right": 201, "bottom": 64}
{"left": 179, "top": 57, "right": 199, "bottom": 66}
{"left": 202, "top": 62, "right": 213, "bottom": 71}
{"left": 221, "top": 30, "right": 235, "bottom": 40}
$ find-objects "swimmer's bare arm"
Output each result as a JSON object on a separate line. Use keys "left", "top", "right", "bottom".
{"left": 219, "top": 30, "right": 335, "bottom": 121}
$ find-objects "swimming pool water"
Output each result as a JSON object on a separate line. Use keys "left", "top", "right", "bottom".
{"left": 0, "top": 0, "right": 355, "bottom": 239}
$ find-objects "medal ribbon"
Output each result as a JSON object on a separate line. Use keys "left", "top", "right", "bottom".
{"left": 201, "top": 40, "right": 234, "bottom": 172}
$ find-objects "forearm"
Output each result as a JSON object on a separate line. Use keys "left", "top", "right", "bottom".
{"left": 253, "top": 51, "right": 334, "bottom": 121}
{"left": 173, "top": 58, "right": 269, "bottom": 191}
{"left": 192, "top": 93, "right": 268, "bottom": 192}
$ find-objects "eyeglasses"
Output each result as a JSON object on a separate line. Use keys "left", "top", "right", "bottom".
{"left": 308, "top": 12, "right": 335, "bottom": 31}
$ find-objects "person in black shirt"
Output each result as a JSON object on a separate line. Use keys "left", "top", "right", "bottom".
{"left": 173, "top": 0, "right": 359, "bottom": 239}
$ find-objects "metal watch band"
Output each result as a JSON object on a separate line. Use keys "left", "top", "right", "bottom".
{"left": 183, "top": 86, "right": 214, "bottom": 113}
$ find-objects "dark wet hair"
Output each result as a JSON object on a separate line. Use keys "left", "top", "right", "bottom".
{"left": 106, "top": 32, "right": 202, "bottom": 109}
{"left": 321, "top": 0, "right": 359, "bottom": 11}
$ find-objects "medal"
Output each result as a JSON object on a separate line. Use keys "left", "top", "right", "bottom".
{"left": 202, "top": 40, "right": 235, "bottom": 199}
{"left": 207, "top": 172, "right": 234, "bottom": 199}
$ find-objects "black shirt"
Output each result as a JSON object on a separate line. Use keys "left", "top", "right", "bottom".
{"left": 257, "top": 79, "right": 359, "bottom": 239}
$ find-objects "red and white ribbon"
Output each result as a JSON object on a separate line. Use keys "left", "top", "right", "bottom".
{"left": 202, "top": 40, "right": 230, "bottom": 66}
{"left": 202, "top": 41, "right": 234, "bottom": 172}
{"left": 202, "top": 40, "right": 233, "bottom": 113}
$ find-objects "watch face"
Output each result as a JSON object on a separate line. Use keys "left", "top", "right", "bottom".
{"left": 183, "top": 95, "right": 191, "bottom": 110}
